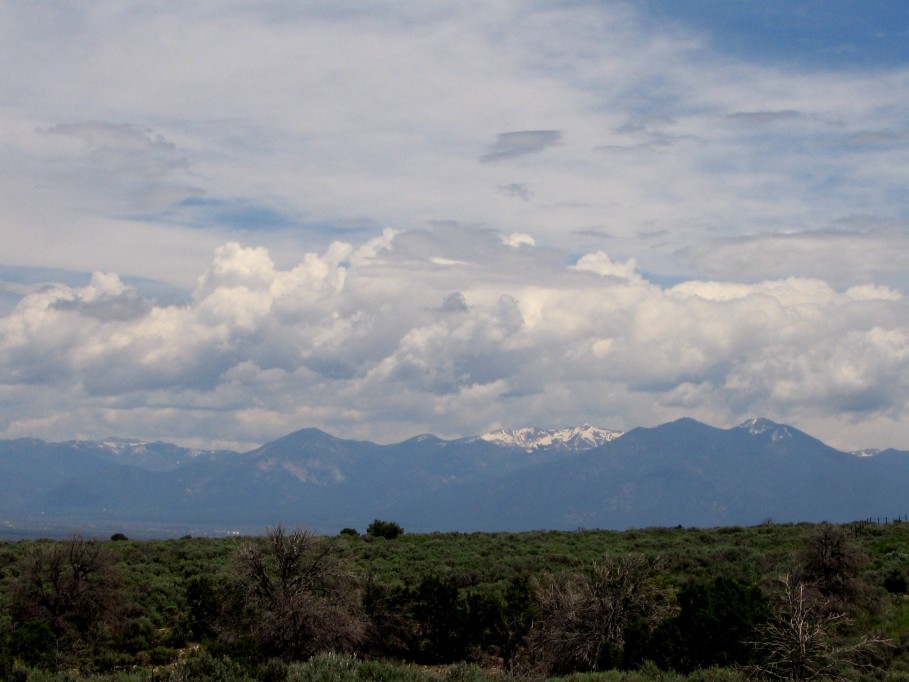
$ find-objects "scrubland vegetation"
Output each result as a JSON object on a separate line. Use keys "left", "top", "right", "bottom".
{"left": 0, "top": 520, "right": 908, "bottom": 681}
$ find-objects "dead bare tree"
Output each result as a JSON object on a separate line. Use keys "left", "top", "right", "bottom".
{"left": 522, "top": 554, "right": 678, "bottom": 675}
{"left": 751, "top": 574, "right": 890, "bottom": 681}
{"left": 233, "top": 525, "right": 364, "bottom": 661}
{"left": 11, "top": 535, "right": 121, "bottom": 659}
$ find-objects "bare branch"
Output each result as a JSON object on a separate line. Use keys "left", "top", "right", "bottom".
{"left": 232, "top": 525, "right": 364, "bottom": 661}
{"left": 750, "top": 574, "right": 891, "bottom": 681}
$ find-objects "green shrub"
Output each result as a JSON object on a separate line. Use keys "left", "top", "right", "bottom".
{"left": 445, "top": 662, "right": 494, "bottom": 681}
{"left": 367, "top": 520, "right": 404, "bottom": 540}
{"left": 257, "top": 657, "right": 290, "bottom": 682}
{"left": 169, "top": 650, "right": 252, "bottom": 682}
{"left": 884, "top": 568, "right": 908, "bottom": 594}
{"left": 287, "top": 652, "right": 360, "bottom": 682}
{"left": 686, "top": 668, "right": 747, "bottom": 682}
{"left": 10, "top": 619, "right": 56, "bottom": 667}
{"left": 648, "top": 577, "right": 769, "bottom": 672}
{"left": 357, "top": 658, "right": 441, "bottom": 681}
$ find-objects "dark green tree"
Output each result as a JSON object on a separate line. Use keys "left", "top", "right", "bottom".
{"left": 412, "top": 575, "right": 466, "bottom": 662}
{"left": 463, "top": 591, "right": 506, "bottom": 657}
{"left": 11, "top": 536, "right": 122, "bottom": 657}
{"left": 501, "top": 575, "right": 536, "bottom": 670}
{"left": 362, "top": 573, "right": 415, "bottom": 658}
{"left": 184, "top": 574, "right": 220, "bottom": 642}
{"left": 648, "top": 577, "right": 770, "bottom": 672}
{"left": 798, "top": 523, "right": 865, "bottom": 610}
{"left": 366, "top": 519, "right": 404, "bottom": 540}
{"left": 9, "top": 618, "right": 56, "bottom": 668}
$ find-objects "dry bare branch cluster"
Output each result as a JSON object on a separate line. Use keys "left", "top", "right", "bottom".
{"left": 233, "top": 525, "right": 365, "bottom": 661}
{"left": 13, "top": 536, "right": 120, "bottom": 638}
{"left": 751, "top": 574, "right": 890, "bottom": 681}
{"left": 521, "top": 554, "right": 678, "bottom": 675}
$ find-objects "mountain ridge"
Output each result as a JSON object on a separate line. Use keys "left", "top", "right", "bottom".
{"left": 0, "top": 417, "right": 906, "bottom": 538}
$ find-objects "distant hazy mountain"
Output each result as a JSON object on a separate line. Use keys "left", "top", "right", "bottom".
{"left": 0, "top": 418, "right": 906, "bottom": 538}
{"left": 397, "top": 417, "right": 909, "bottom": 531}
{"left": 76, "top": 437, "right": 230, "bottom": 471}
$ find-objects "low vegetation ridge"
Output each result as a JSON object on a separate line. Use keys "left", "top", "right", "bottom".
{"left": 0, "top": 520, "right": 908, "bottom": 681}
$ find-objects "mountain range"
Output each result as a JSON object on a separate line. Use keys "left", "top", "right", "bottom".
{"left": 1, "top": 418, "right": 907, "bottom": 538}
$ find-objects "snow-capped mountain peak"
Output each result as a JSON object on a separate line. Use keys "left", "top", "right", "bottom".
{"left": 737, "top": 417, "right": 794, "bottom": 442}
{"left": 479, "top": 424, "right": 623, "bottom": 452}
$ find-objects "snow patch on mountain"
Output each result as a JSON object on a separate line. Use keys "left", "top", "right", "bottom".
{"left": 98, "top": 437, "right": 217, "bottom": 460}
{"left": 479, "top": 424, "right": 623, "bottom": 452}
{"left": 100, "top": 437, "right": 149, "bottom": 453}
{"left": 738, "top": 418, "right": 793, "bottom": 442}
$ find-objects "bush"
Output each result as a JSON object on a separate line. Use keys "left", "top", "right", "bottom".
{"left": 648, "top": 577, "right": 770, "bottom": 672}
{"left": 883, "top": 567, "right": 908, "bottom": 594}
{"left": 799, "top": 523, "right": 865, "bottom": 609}
{"left": 367, "top": 520, "right": 404, "bottom": 540}
{"left": 9, "top": 619, "right": 55, "bottom": 668}
{"left": 287, "top": 652, "right": 360, "bottom": 682}
{"left": 257, "top": 657, "right": 290, "bottom": 682}
{"left": 183, "top": 574, "right": 220, "bottom": 642}
{"left": 169, "top": 650, "right": 252, "bottom": 682}
{"left": 446, "top": 662, "right": 495, "bottom": 681}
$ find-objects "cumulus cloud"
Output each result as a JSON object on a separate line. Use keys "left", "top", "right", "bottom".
{"left": 573, "top": 251, "right": 641, "bottom": 282}
{"left": 440, "top": 292, "right": 468, "bottom": 313}
{"left": 504, "top": 233, "right": 536, "bottom": 248}
{"left": 2, "top": 3, "right": 909, "bottom": 450}
{"left": 1, "top": 228, "right": 908, "bottom": 450}
{"left": 52, "top": 272, "right": 151, "bottom": 321}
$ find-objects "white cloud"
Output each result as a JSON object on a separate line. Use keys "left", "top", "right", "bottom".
{"left": 504, "top": 233, "right": 536, "bottom": 248}
{"left": 1, "top": 1, "right": 905, "bottom": 289}
{"left": 573, "top": 251, "right": 642, "bottom": 282}
{"left": 1, "top": 2, "right": 908, "bottom": 450}
{"left": 1, "top": 229, "right": 908, "bottom": 450}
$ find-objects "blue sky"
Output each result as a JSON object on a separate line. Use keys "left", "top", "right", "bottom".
{"left": 647, "top": 0, "right": 909, "bottom": 70}
{"left": 1, "top": 1, "right": 908, "bottom": 451}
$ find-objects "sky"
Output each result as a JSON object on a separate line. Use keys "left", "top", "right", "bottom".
{"left": 1, "top": 1, "right": 908, "bottom": 452}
